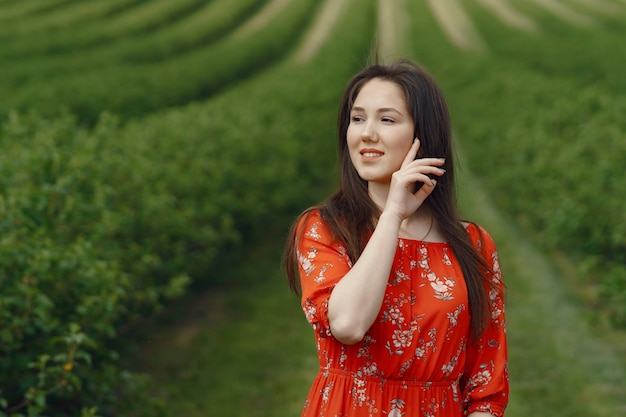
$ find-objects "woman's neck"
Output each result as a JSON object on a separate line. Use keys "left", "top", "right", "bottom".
{"left": 368, "top": 181, "right": 441, "bottom": 241}
{"left": 368, "top": 181, "right": 431, "bottom": 219}
{"left": 367, "top": 181, "right": 390, "bottom": 210}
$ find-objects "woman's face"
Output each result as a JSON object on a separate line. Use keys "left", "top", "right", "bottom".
{"left": 347, "top": 78, "right": 415, "bottom": 185}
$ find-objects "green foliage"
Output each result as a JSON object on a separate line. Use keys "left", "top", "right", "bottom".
{"left": 0, "top": 112, "right": 176, "bottom": 416}
{"left": 0, "top": 0, "right": 265, "bottom": 62}
{"left": 0, "top": 0, "right": 144, "bottom": 37}
{"left": 129, "top": 241, "right": 317, "bottom": 417}
{"left": 412, "top": 1, "right": 626, "bottom": 326}
{"left": 1, "top": 0, "right": 625, "bottom": 414}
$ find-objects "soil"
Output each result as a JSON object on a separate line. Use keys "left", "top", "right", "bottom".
{"left": 426, "top": 0, "right": 488, "bottom": 52}
{"left": 292, "top": 0, "right": 351, "bottom": 63}
{"left": 529, "top": 0, "right": 594, "bottom": 27}
{"left": 231, "top": 0, "right": 294, "bottom": 39}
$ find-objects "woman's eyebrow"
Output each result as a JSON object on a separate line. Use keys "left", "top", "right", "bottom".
{"left": 377, "top": 107, "right": 403, "bottom": 115}
{"left": 351, "top": 106, "right": 403, "bottom": 115}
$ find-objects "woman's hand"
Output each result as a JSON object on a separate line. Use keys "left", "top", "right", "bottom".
{"left": 384, "top": 138, "right": 446, "bottom": 220}
{"left": 328, "top": 139, "right": 445, "bottom": 344}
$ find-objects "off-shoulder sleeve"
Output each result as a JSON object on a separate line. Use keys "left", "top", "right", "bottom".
{"left": 295, "top": 210, "right": 352, "bottom": 338}
{"left": 462, "top": 224, "right": 509, "bottom": 417}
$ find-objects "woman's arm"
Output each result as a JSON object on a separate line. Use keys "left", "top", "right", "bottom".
{"left": 327, "top": 139, "right": 444, "bottom": 344}
{"left": 326, "top": 211, "right": 402, "bottom": 344}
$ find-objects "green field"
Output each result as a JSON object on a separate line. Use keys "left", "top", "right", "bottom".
{"left": 1, "top": 0, "right": 625, "bottom": 415}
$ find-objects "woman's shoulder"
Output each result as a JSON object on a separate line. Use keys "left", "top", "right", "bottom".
{"left": 462, "top": 220, "right": 497, "bottom": 252}
{"left": 296, "top": 207, "right": 325, "bottom": 227}
{"left": 295, "top": 207, "right": 332, "bottom": 240}
{"left": 461, "top": 220, "right": 487, "bottom": 234}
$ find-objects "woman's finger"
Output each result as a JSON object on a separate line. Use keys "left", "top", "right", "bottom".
{"left": 412, "top": 177, "right": 437, "bottom": 203}
{"left": 404, "top": 157, "right": 446, "bottom": 170}
{"left": 394, "top": 165, "right": 446, "bottom": 188}
{"left": 401, "top": 138, "right": 421, "bottom": 168}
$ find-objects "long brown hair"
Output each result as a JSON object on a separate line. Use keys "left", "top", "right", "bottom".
{"left": 284, "top": 60, "right": 495, "bottom": 339}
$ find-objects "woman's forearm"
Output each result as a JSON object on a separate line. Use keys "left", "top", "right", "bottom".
{"left": 327, "top": 211, "right": 402, "bottom": 344}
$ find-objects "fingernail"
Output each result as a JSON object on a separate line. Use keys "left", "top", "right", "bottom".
{"left": 431, "top": 179, "right": 437, "bottom": 186}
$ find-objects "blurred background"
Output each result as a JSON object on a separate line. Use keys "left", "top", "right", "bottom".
{"left": 0, "top": 0, "right": 625, "bottom": 416}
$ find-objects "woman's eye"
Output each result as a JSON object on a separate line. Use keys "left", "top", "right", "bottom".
{"left": 351, "top": 115, "right": 364, "bottom": 122}
{"left": 382, "top": 117, "right": 395, "bottom": 123}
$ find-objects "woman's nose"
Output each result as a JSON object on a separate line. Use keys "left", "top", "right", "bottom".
{"left": 361, "top": 121, "right": 378, "bottom": 141}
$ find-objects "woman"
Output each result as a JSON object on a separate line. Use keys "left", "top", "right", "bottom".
{"left": 284, "top": 60, "right": 508, "bottom": 417}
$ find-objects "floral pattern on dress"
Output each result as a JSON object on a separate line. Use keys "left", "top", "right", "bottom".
{"left": 296, "top": 210, "right": 508, "bottom": 417}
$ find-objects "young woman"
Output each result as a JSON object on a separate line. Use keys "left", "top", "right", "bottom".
{"left": 284, "top": 60, "right": 508, "bottom": 417}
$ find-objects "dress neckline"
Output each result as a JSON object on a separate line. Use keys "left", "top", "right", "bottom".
{"left": 397, "top": 237, "right": 449, "bottom": 245}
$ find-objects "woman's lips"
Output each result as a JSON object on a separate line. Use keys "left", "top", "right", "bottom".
{"left": 360, "top": 148, "right": 384, "bottom": 161}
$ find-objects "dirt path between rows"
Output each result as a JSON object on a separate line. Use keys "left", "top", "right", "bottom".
{"left": 426, "top": 0, "right": 487, "bottom": 53}
{"left": 293, "top": 0, "right": 411, "bottom": 64}
{"left": 476, "top": 0, "right": 537, "bottom": 32}
{"left": 529, "top": 0, "right": 594, "bottom": 27}
{"left": 232, "top": 0, "right": 293, "bottom": 39}
{"left": 292, "top": 0, "right": 621, "bottom": 63}
{"left": 292, "top": 0, "right": 351, "bottom": 63}
{"left": 570, "top": 0, "right": 622, "bottom": 15}
{"left": 376, "top": 0, "right": 411, "bottom": 62}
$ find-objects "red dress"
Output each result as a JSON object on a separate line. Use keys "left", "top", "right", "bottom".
{"left": 296, "top": 210, "right": 508, "bottom": 417}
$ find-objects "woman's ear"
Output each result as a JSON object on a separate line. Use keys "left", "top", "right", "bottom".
{"left": 416, "top": 142, "right": 425, "bottom": 158}
{"left": 414, "top": 135, "right": 425, "bottom": 158}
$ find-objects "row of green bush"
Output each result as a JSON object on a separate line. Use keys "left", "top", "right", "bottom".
{"left": 0, "top": 0, "right": 144, "bottom": 37}
{"left": 406, "top": 0, "right": 626, "bottom": 325}
{"left": 1, "top": 112, "right": 168, "bottom": 417}
{"left": 0, "top": 102, "right": 312, "bottom": 415}
{"left": 0, "top": 0, "right": 265, "bottom": 60}
{"left": 0, "top": 0, "right": 266, "bottom": 88}
{"left": 0, "top": 0, "right": 316, "bottom": 123}
{"left": 0, "top": 0, "right": 76, "bottom": 22}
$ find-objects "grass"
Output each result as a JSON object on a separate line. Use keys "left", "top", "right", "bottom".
{"left": 127, "top": 237, "right": 317, "bottom": 417}
{"left": 457, "top": 162, "right": 626, "bottom": 416}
